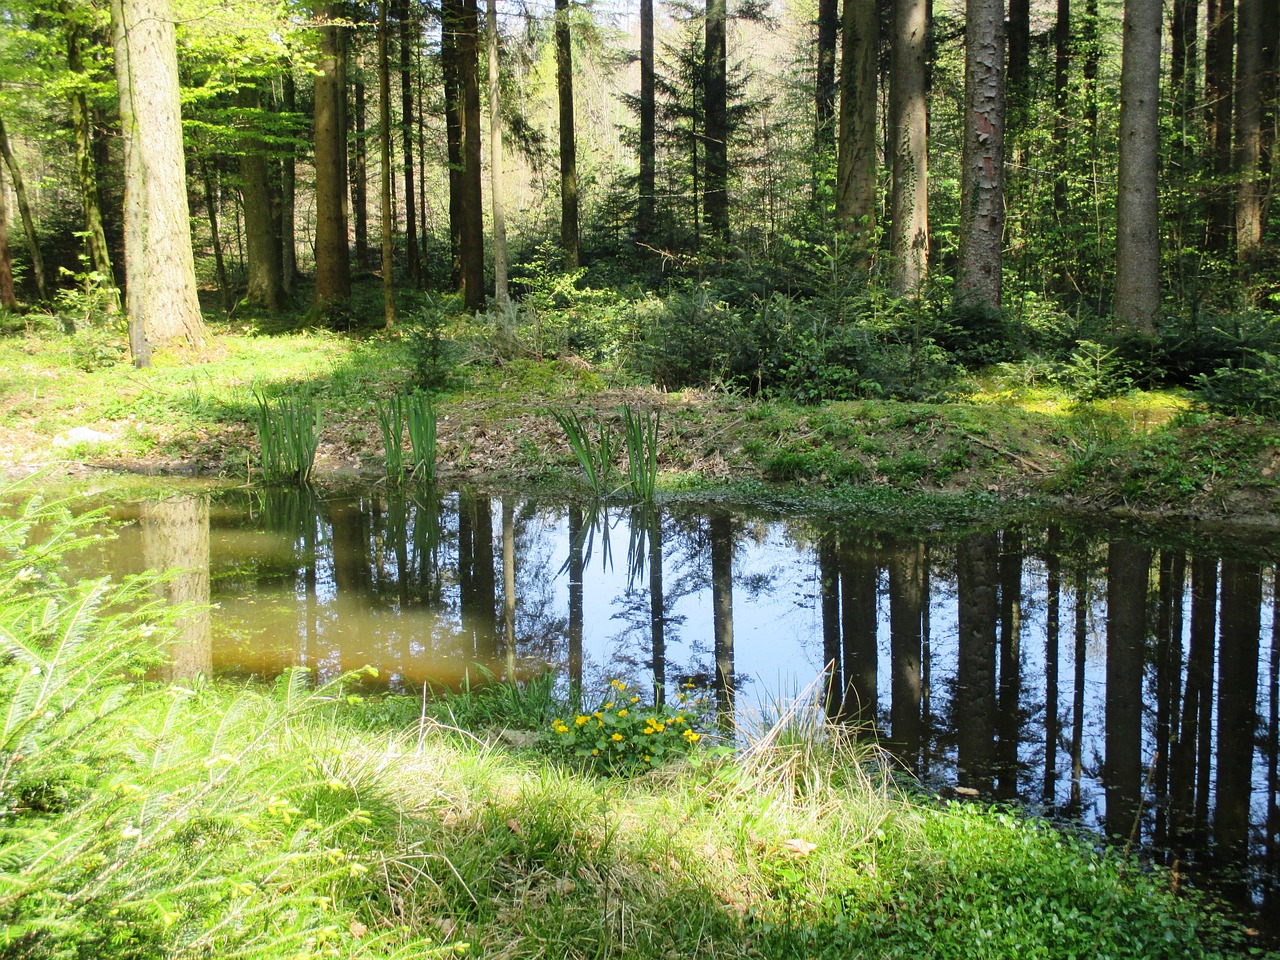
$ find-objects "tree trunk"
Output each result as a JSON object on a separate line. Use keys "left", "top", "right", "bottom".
{"left": 956, "top": 0, "right": 1006, "bottom": 310}
{"left": 816, "top": 0, "right": 839, "bottom": 152}
{"left": 840, "top": 540, "right": 879, "bottom": 728}
{"left": 1114, "top": 0, "right": 1161, "bottom": 333}
{"left": 556, "top": 0, "right": 580, "bottom": 268}
{"left": 0, "top": 166, "right": 14, "bottom": 310}
{"left": 1007, "top": 0, "right": 1029, "bottom": 146}
{"left": 502, "top": 499, "right": 517, "bottom": 676}
{"left": 379, "top": 0, "right": 397, "bottom": 327}
{"left": 956, "top": 533, "right": 999, "bottom": 794}
{"left": 1104, "top": 541, "right": 1149, "bottom": 840}
{"left": 704, "top": 0, "right": 729, "bottom": 243}
{"left": 889, "top": 0, "right": 929, "bottom": 292}
{"left": 460, "top": 0, "right": 485, "bottom": 308}
{"left": 312, "top": 3, "right": 352, "bottom": 317}
{"left": 239, "top": 83, "right": 284, "bottom": 310}
{"left": 200, "top": 161, "right": 232, "bottom": 312}
{"left": 487, "top": 0, "right": 509, "bottom": 305}
{"left": 836, "top": 0, "right": 878, "bottom": 255}
{"left": 442, "top": 0, "right": 464, "bottom": 288}
{"left": 889, "top": 541, "right": 924, "bottom": 766}
{"left": 62, "top": 2, "right": 119, "bottom": 311}
{"left": 353, "top": 70, "right": 369, "bottom": 267}
{"left": 1052, "top": 0, "right": 1070, "bottom": 223}
{"left": 648, "top": 508, "right": 665, "bottom": 703}
{"left": 1235, "top": 0, "right": 1266, "bottom": 269}
{"left": 0, "top": 117, "right": 48, "bottom": 303}
{"left": 995, "top": 529, "right": 1021, "bottom": 799}
{"left": 109, "top": 0, "right": 205, "bottom": 360}
{"left": 1044, "top": 526, "right": 1062, "bottom": 805}
{"left": 1206, "top": 0, "right": 1235, "bottom": 253}
{"left": 1214, "top": 560, "right": 1262, "bottom": 872}
{"left": 710, "top": 512, "right": 735, "bottom": 731}
{"left": 820, "top": 537, "right": 843, "bottom": 716}
{"left": 280, "top": 72, "right": 298, "bottom": 293}
{"left": 638, "top": 0, "right": 656, "bottom": 241}
{"left": 399, "top": 0, "right": 420, "bottom": 283}
{"left": 568, "top": 505, "right": 584, "bottom": 690}
{"left": 141, "top": 496, "right": 212, "bottom": 682}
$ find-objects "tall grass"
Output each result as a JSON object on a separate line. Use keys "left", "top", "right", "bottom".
{"left": 554, "top": 409, "right": 618, "bottom": 497}
{"left": 622, "top": 405, "right": 661, "bottom": 501}
{"left": 252, "top": 390, "right": 322, "bottom": 484}
{"left": 406, "top": 392, "right": 438, "bottom": 483}
{"left": 378, "top": 393, "right": 406, "bottom": 482}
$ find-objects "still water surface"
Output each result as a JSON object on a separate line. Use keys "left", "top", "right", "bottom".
{"left": 81, "top": 486, "right": 1279, "bottom": 929}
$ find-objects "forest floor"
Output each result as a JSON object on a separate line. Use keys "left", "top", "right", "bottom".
{"left": 3, "top": 318, "right": 1279, "bottom": 528}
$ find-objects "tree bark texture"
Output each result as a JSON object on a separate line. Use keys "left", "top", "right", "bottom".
{"left": 141, "top": 496, "right": 212, "bottom": 682}
{"left": 280, "top": 71, "right": 298, "bottom": 292}
{"left": 710, "top": 512, "right": 735, "bottom": 730}
{"left": 889, "top": 541, "right": 924, "bottom": 763}
{"left": 109, "top": 0, "right": 205, "bottom": 357}
{"left": 1205, "top": 0, "right": 1235, "bottom": 253}
{"left": 956, "top": 533, "right": 998, "bottom": 793}
{"left": 459, "top": 0, "right": 485, "bottom": 308}
{"left": 816, "top": 0, "right": 840, "bottom": 150}
{"left": 1104, "top": 540, "right": 1149, "bottom": 840}
{"left": 442, "top": 0, "right": 464, "bottom": 287}
{"left": 1114, "top": 0, "right": 1161, "bottom": 333}
{"left": 239, "top": 83, "right": 284, "bottom": 310}
{"left": 957, "top": 0, "right": 1006, "bottom": 310}
{"left": 379, "top": 0, "right": 397, "bottom": 327}
{"left": 353, "top": 70, "right": 369, "bottom": 266}
{"left": 889, "top": 0, "right": 929, "bottom": 292}
{"left": 638, "top": 0, "right": 656, "bottom": 241}
{"left": 0, "top": 164, "right": 15, "bottom": 310}
{"left": 1235, "top": 0, "right": 1266, "bottom": 267}
{"left": 836, "top": 0, "right": 878, "bottom": 253}
{"left": 704, "top": 0, "right": 729, "bottom": 242}
{"left": 556, "top": 0, "right": 581, "bottom": 268}
{"left": 487, "top": 0, "right": 508, "bottom": 305}
{"left": 399, "top": 0, "right": 420, "bottom": 282}
{"left": 0, "top": 117, "right": 48, "bottom": 303}
{"left": 313, "top": 3, "right": 352, "bottom": 315}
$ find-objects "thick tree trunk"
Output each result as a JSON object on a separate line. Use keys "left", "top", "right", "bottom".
{"left": 353, "top": 71, "right": 369, "bottom": 267}
{"left": 816, "top": 0, "right": 839, "bottom": 152}
{"left": 399, "top": 0, "right": 420, "bottom": 282}
{"left": 1214, "top": 560, "right": 1262, "bottom": 871}
{"left": 889, "top": 0, "right": 929, "bottom": 292}
{"left": 956, "top": 533, "right": 999, "bottom": 794}
{"left": 956, "top": 0, "right": 1006, "bottom": 310}
{"left": 63, "top": 4, "right": 119, "bottom": 311}
{"left": 109, "top": 0, "right": 205, "bottom": 359}
{"left": 556, "top": 0, "right": 580, "bottom": 268}
{"left": 312, "top": 4, "right": 352, "bottom": 316}
{"left": 0, "top": 118, "right": 48, "bottom": 303}
{"left": 487, "top": 0, "right": 508, "bottom": 305}
{"left": 704, "top": 0, "right": 729, "bottom": 243}
{"left": 840, "top": 541, "right": 878, "bottom": 727}
{"left": 379, "top": 0, "right": 397, "bottom": 327}
{"left": 889, "top": 541, "right": 924, "bottom": 765}
{"left": 239, "top": 83, "right": 284, "bottom": 310}
{"left": 1206, "top": 0, "right": 1235, "bottom": 252}
{"left": 836, "top": 0, "right": 878, "bottom": 254}
{"left": 459, "top": 0, "right": 485, "bottom": 308}
{"left": 141, "top": 496, "right": 212, "bottom": 682}
{"left": 638, "top": 0, "right": 656, "bottom": 241}
{"left": 1104, "top": 541, "right": 1149, "bottom": 840}
{"left": 1114, "top": 0, "right": 1162, "bottom": 333}
{"left": 1235, "top": 0, "right": 1266, "bottom": 269}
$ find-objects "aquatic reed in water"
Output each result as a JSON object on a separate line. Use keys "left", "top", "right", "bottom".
{"left": 377, "top": 394, "right": 406, "bottom": 482}
{"left": 554, "top": 409, "right": 618, "bottom": 498}
{"left": 406, "top": 393, "right": 438, "bottom": 483}
{"left": 252, "top": 390, "right": 321, "bottom": 484}
{"left": 622, "top": 405, "right": 660, "bottom": 501}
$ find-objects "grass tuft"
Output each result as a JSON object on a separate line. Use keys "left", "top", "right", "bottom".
{"left": 252, "top": 389, "right": 322, "bottom": 485}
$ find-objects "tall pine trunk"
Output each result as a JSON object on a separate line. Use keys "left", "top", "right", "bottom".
{"left": 556, "top": 0, "right": 580, "bottom": 267}
{"left": 638, "top": 0, "right": 656, "bottom": 241}
{"left": 459, "top": 0, "right": 485, "bottom": 308}
{"left": 1114, "top": 0, "right": 1162, "bottom": 332}
{"left": 487, "top": 0, "right": 508, "bottom": 305}
{"left": 379, "top": 0, "right": 397, "bottom": 326}
{"left": 704, "top": 0, "right": 729, "bottom": 243}
{"left": 280, "top": 72, "right": 298, "bottom": 292}
{"left": 1235, "top": 0, "right": 1266, "bottom": 269}
{"left": 1206, "top": 0, "right": 1235, "bottom": 252}
{"left": 352, "top": 70, "right": 369, "bottom": 267}
{"left": 109, "top": 0, "right": 205, "bottom": 359}
{"left": 836, "top": 0, "right": 878, "bottom": 256}
{"left": 816, "top": 0, "right": 839, "bottom": 152}
{"left": 956, "top": 0, "right": 1006, "bottom": 309}
{"left": 442, "top": 0, "right": 464, "bottom": 287}
{"left": 399, "top": 0, "right": 420, "bottom": 282}
{"left": 889, "top": 0, "right": 929, "bottom": 292}
{"left": 0, "top": 118, "right": 48, "bottom": 303}
{"left": 312, "top": 3, "right": 352, "bottom": 317}
{"left": 239, "top": 82, "right": 284, "bottom": 309}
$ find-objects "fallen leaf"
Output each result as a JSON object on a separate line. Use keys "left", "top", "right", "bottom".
{"left": 782, "top": 838, "right": 817, "bottom": 856}
{"left": 349, "top": 921, "right": 367, "bottom": 938}
{"left": 507, "top": 818, "right": 524, "bottom": 836}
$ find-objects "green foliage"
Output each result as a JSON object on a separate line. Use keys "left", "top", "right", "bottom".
{"left": 403, "top": 301, "right": 461, "bottom": 392}
{"left": 252, "top": 389, "right": 322, "bottom": 485}
{"left": 377, "top": 393, "right": 406, "bottom": 482}
{"left": 423, "top": 666, "right": 560, "bottom": 732}
{"left": 1196, "top": 349, "right": 1280, "bottom": 418}
{"left": 554, "top": 409, "right": 620, "bottom": 497}
{"left": 541, "top": 679, "right": 709, "bottom": 774}
{"left": 622, "top": 405, "right": 661, "bottom": 501}
{"left": 1062, "top": 339, "right": 1135, "bottom": 402}
{"left": 404, "top": 393, "right": 438, "bottom": 484}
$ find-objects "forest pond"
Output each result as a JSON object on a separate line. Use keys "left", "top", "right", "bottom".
{"left": 59, "top": 485, "right": 1280, "bottom": 931}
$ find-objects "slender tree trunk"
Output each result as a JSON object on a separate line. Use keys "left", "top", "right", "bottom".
{"left": 957, "top": 533, "right": 999, "bottom": 794}
{"left": 1114, "top": 0, "right": 1162, "bottom": 333}
{"left": 239, "top": 83, "right": 284, "bottom": 310}
{"left": 201, "top": 161, "right": 232, "bottom": 312}
{"left": 816, "top": 0, "right": 840, "bottom": 153}
{"left": 0, "top": 118, "right": 48, "bottom": 303}
{"left": 1105, "top": 541, "right": 1149, "bottom": 840}
{"left": 353, "top": 70, "right": 369, "bottom": 267}
{"left": 62, "top": 3, "right": 119, "bottom": 311}
{"left": 109, "top": 0, "right": 205, "bottom": 360}
{"left": 889, "top": 0, "right": 929, "bottom": 292}
{"left": 1044, "top": 526, "right": 1062, "bottom": 806}
{"left": 502, "top": 499, "right": 517, "bottom": 676}
{"left": 836, "top": 0, "right": 878, "bottom": 255}
{"left": 399, "top": 0, "right": 420, "bottom": 282}
{"left": 1052, "top": 0, "right": 1070, "bottom": 224}
{"left": 568, "top": 506, "right": 584, "bottom": 690}
{"left": 889, "top": 541, "right": 924, "bottom": 766}
{"left": 556, "top": 0, "right": 580, "bottom": 268}
{"left": 1235, "top": 0, "right": 1266, "bottom": 270}
{"left": 312, "top": 3, "right": 352, "bottom": 317}
{"left": 0, "top": 167, "right": 14, "bottom": 310}
{"left": 638, "top": 0, "right": 656, "bottom": 241}
{"left": 996, "top": 529, "right": 1022, "bottom": 799}
{"left": 704, "top": 0, "right": 729, "bottom": 243}
{"left": 1007, "top": 0, "right": 1029, "bottom": 129}
{"left": 710, "top": 512, "right": 735, "bottom": 731}
{"left": 1214, "top": 560, "right": 1262, "bottom": 873}
{"left": 442, "top": 0, "right": 464, "bottom": 287}
{"left": 840, "top": 540, "right": 879, "bottom": 728}
{"left": 1206, "top": 0, "right": 1235, "bottom": 252}
{"left": 648, "top": 508, "right": 665, "bottom": 703}
{"left": 487, "top": 0, "right": 508, "bottom": 305}
{"left": 460, "top": 0, "right": 484, "bottom": 308}
{"left": 820, "top": 537, "right": 843, "bottom": 716}
{"left": 379, "top": 0, "right": 397, "bottom": 327}
{"left": 1069, "top": 552, "right": 1088, "bottom": 813}
{"left": 280, "top": 72, "right": 298, "bottom": 293}
{"left": 956, "top": 0, "right": 1006, "bottom": 310}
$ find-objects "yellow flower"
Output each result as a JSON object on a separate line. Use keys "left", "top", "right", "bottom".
{"left": 604, "top": 702, "right": 615, "bottom": 710}
{"left": 576, "top": 715, "right": 589, "bottom": 726}
{"left": 593, "top": 711, "right": 603, "bottom": 719}
{"left": 684, "top": 682, "right": 696, "bottom": 689}
{"left": 617, "top": 709, "right": 628, "bottom": 717}
{"left": 682, "top": 729, "right": 701, "bottom": 743}
{"left": 592, "top": 749, "right": 599, "bottom": 756}
{"left": 630, "top": 695, "right": 640, "bottom": 703}
{"left": 617, "top": 682, "right": 627, "bottom": 691}
{"left": 675, "top": 715, "right": 685, "bottom": 723}
{"left": 611, "top": 733, "right": 624, "bottom": 742}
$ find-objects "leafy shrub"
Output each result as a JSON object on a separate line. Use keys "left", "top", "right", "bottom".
{"left": 1195, "top": 349, "right": 1280, "bottom": 418}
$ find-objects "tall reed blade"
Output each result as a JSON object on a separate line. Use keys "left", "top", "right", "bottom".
{"left": 378, "top": 394, "right": 406, "bottom": 482}
{"left": 253, "top": 390, "right": 322, "bottom": 485}
{"left": 406, "top": 392, "right": 438, "bottom": 484}
{"left": 622, "top": 405, "right": 660, "bottom": 501}
{"left": 554, "top": 410, "right": 617, "bottom": 497}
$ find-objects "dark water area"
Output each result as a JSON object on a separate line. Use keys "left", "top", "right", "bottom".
{"left": 62, "top": 486, "right": 1280, "bottom": 935}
